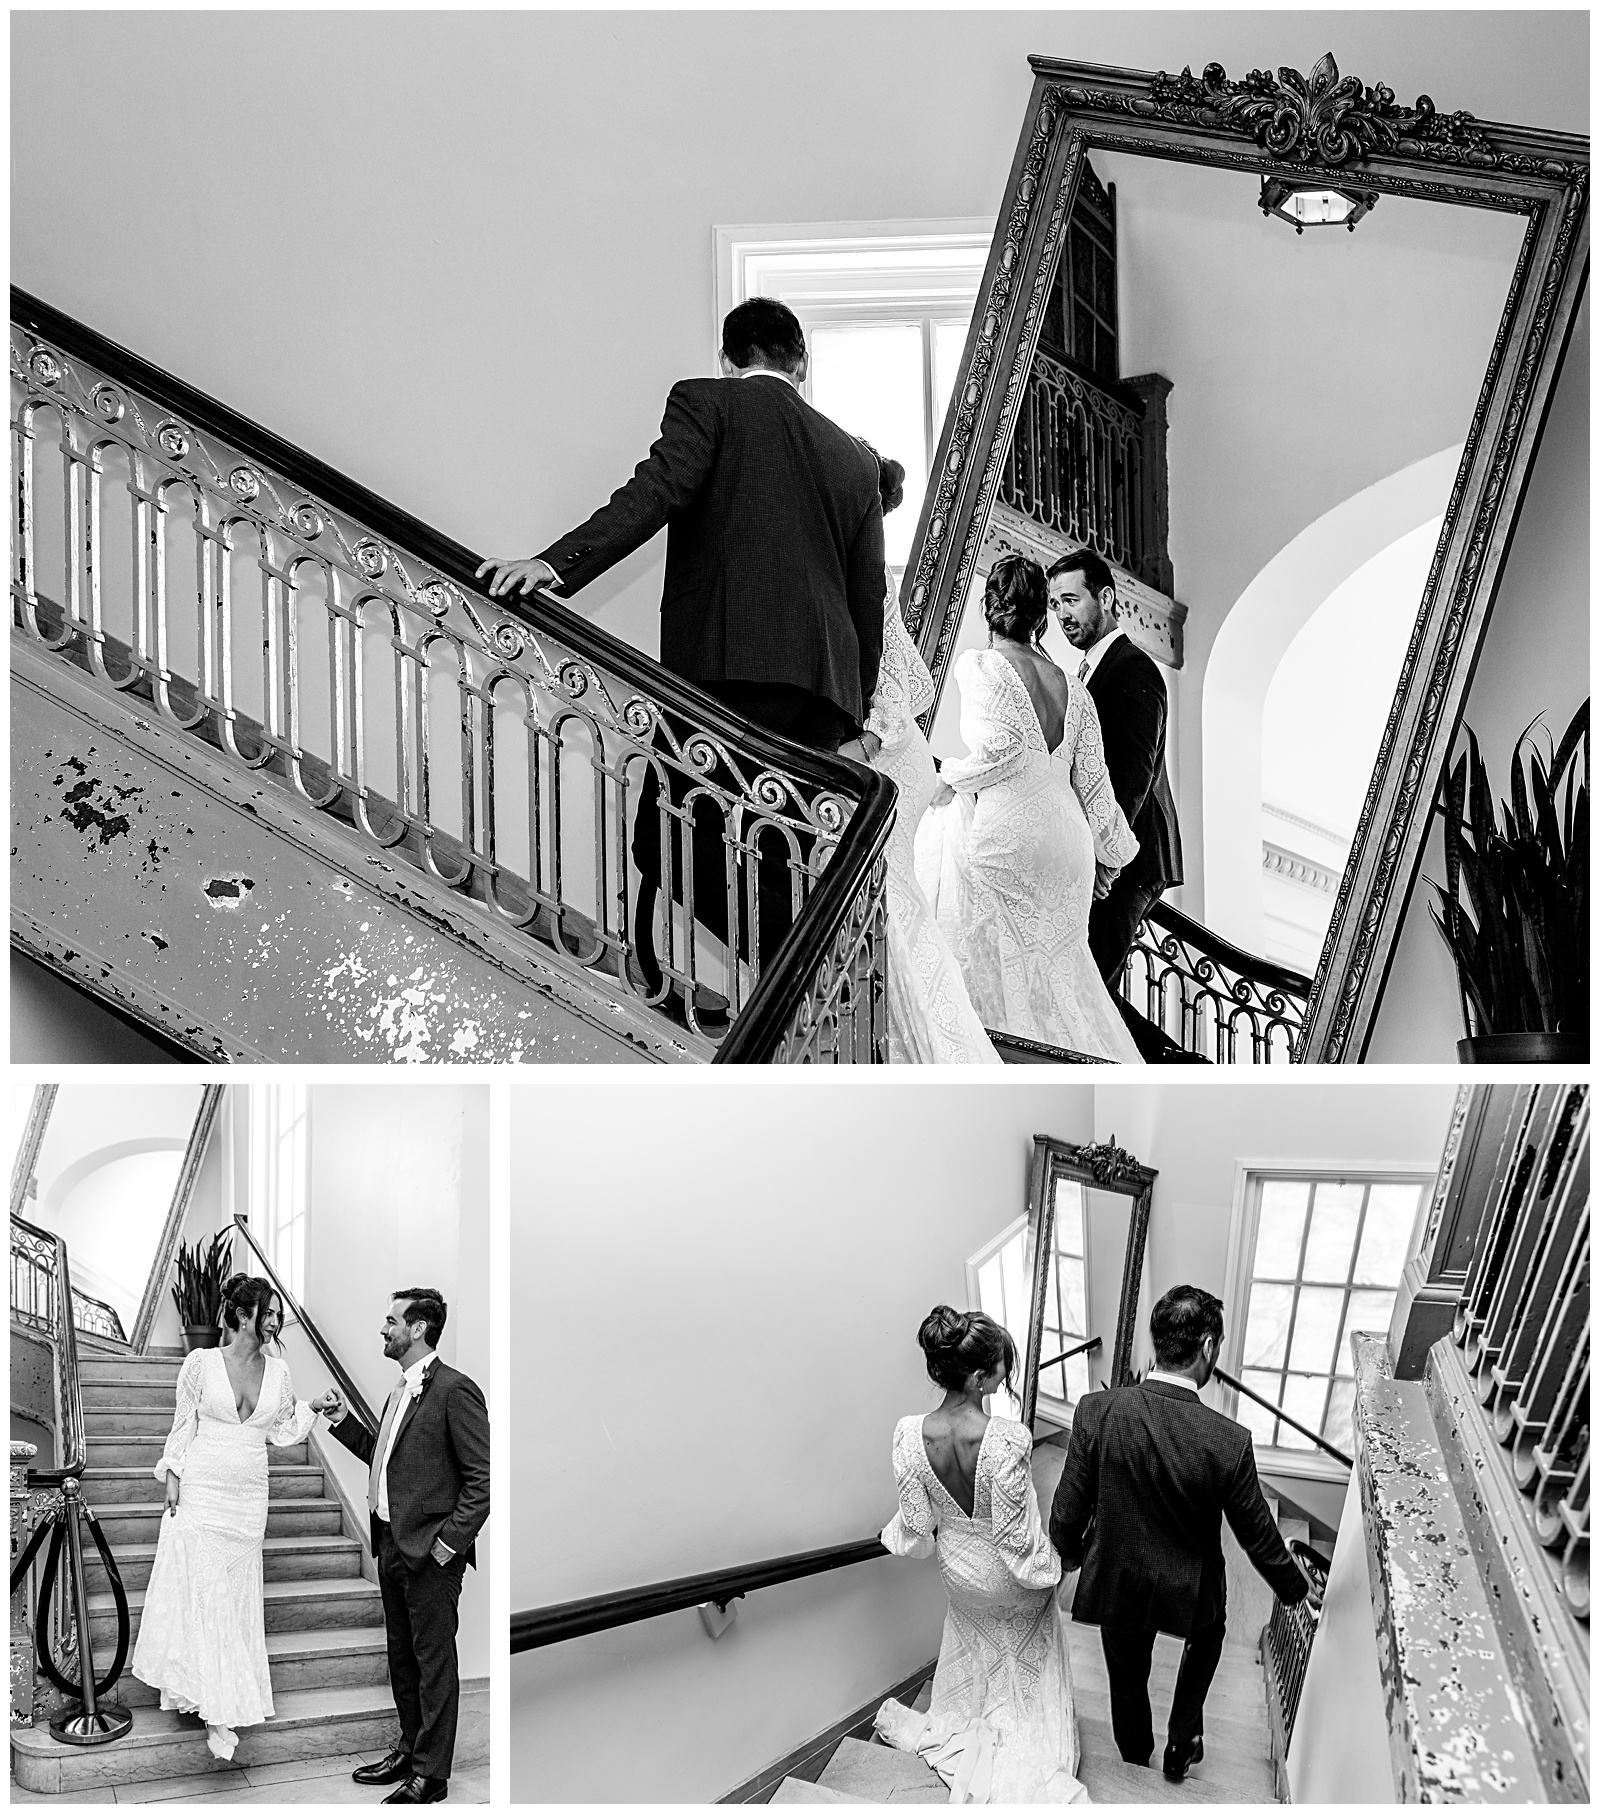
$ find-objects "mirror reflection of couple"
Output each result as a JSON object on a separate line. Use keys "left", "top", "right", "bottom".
{"left": 130, "top": 1277, "right": 490, "bottom": 1805}
{"left": 876, "top": 1290, "right": 1320, "bottom": 1803}
{"left": 477, "top": 297, "right": 1180, "bottom": 1064}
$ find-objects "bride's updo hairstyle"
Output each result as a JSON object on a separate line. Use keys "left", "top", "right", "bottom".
{"left": 220, "top": 1274, "right": 279, "bottom": 1344}
{"left": 983, "top": 554, "right": 1049, "bottom": 645}
{"left": 918, "top": 1305, "right": 1018, "bottom": 1396}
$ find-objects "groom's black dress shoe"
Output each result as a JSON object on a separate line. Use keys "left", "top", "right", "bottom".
{"left": 382, "top": 1777, "right": 448, "bottom": 1804}
{"left": 1163, "top": 1735, "right": 1204, "bottom": 1782}
{"left": 353, "top": 1750, "right": 413, "bottom": 1786}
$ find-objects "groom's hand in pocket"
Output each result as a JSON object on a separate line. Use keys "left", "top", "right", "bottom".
{"left": 430, "top": 1536, "right": 456, "bottom": 1567}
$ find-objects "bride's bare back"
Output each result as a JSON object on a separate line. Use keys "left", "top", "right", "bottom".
{"left": 992, "top": 643, "right": 1069, "bottom": 753}
{"left": 922, "top": 1403, "right": 989, "bottom": 1517}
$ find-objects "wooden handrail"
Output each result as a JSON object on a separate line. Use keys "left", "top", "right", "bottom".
{"left": 1035, "top": 1334, "right": 1102, "bottom": 1374}
{"left": 230, "top": 1215, "right": 379, "bottom": 1434}
{"left": 1146, "top": 902, "right": 1312, "bottom": 1003}
{"left": 511, "top": 1536, "right": 888, "bottom": 1653}
{"left": 129, "top": 1086, "right": 225, "bottom": 1353}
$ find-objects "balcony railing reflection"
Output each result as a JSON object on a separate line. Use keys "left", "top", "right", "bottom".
{"left": 1122, "top": 902, "right": 1310, "bottom": 1064}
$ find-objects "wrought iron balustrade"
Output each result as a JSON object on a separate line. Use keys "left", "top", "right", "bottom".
{"left": 997, "top": 347, "right": 1168, "bottom": 588}
{"left": 1450, "top": 1083, "right": 1589, "bottom": 1620}
{"left": 1122, "top": 901, "right": 1310, "bottom": 1064}
{"left": 10, "top": 289, "right": 893, "bottom": 1063}
{"left": 9, "top": 1219, "right": 124, "bottom": 1346}
{"left": 1263, "top": 1539, "right": 1327, "bottom": 1752}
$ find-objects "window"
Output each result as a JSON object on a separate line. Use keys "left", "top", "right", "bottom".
{"left": 968, "top": 1174, "right": 1093, "bottom": 1424}
{"left": 1230, "top": 1170, "right": 1431, "bottom": 1464}
{"left": 248, "top": 1083, "right": 309, "bottom": 1301}
{"left": 717, "top": 221, "right": 991, "bottom": 576}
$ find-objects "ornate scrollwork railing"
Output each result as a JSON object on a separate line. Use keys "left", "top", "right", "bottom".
{"left": 10, "top": 288, "right": 894, "bottom": 1063}
{"left": 997, "top": 346, "right": 1159, "bottom": 581}
{"left": 9, "top": 1220, "right": 123, "bottom": 1347}
{"left": 1451, "top": 1084, "right": 1589, "bottom": 1620}
{"left": 1264, "top": 1539, "right": 1327, "bottom": 1750}
{"left": 1122, "top": 901, "right": 1310, "bottom": 1063}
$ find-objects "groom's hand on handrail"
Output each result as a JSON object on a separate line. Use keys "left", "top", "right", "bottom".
{"left": 475, "top": 555, "right": 560, "bottom": 600}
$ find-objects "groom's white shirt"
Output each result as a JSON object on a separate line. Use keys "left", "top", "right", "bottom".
{"left": 737, "top": 366, "right": 800, "bottom": 387}
{"left": 375, "top": 1352, "right": 438, "bottom": 1522}
{"left": 1078, "top": 624, "right": 1125, "bottom": 683}
{"left": 1142, "top": 1367, "right": 1199, "bottom": 1395}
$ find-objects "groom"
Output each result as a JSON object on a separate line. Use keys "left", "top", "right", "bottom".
{"left": 322, "top": 1289, "right": 491, "bottom": 1804}
{"left": 1047, "top": 548, "right": 1182, "bottom": 985}
{"left": 476, "top": 296, "right": 886, "bottom": 987}
{"left": 1048, "top": 1285, "right": 1315, "bottom": 1782}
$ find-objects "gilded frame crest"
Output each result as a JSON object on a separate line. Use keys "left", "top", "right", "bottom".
{"left": 905, "top": 54, "right": 1588, "bottom": 1062}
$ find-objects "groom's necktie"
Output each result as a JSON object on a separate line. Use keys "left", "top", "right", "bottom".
{"left": 367, "top": 1382, "right": 404, "bottom": 1518}
{"left": 1077, "top": 657, "right": 1091, "bottom": 683}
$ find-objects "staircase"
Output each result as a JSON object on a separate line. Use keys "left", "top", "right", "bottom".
{"left": 763, "top": 1626, "right": 1276, "bottom": 1804}
{"left": 11, "top": 289, "right": 891, "bottom": 1066}
{"left": 11, "top": 1345, "right": 487, "bottom": 1797}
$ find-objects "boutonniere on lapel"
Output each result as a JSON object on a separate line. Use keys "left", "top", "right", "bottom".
{"left": 408, "top": 1367, "right": 433, "bottom": 1406}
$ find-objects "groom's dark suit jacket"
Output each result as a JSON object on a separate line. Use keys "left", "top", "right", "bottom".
{"left": 1048, "top": 1380, "right": 1306, "bottom": 1636}
{"left": 1086, "top": 635, "right": 1182, "bottom": 891}
{"left": 536, "top": 375, "right": 886, "bottom": 729}
{"left": 330, "top": 1359, "right": 491, "bottom": 1571}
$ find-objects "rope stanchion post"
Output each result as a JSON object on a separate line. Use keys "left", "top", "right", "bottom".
{"left": 48, "top": 1479, "right": 131, "bottom": 1744}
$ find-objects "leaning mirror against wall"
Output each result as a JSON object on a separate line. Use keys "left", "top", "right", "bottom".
{"left": 10, "top": 1083, "right": 219, "bottom": 1352}
{"left": 904, "top": 54, "right": 1588, "bottom": 1064}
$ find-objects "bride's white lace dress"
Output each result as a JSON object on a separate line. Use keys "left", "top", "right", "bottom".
{"left": 917, "top": 647, "right": 1142, "bottom": 1063}
{"left": 131, "top": 1347, "right": 315, "bottom": 1728}
{"left": 865, "top": 574, "right": 1000, "bottom": 1065}
{"left": 876, "top": 1414, "right": 1088, "bottom": 1803}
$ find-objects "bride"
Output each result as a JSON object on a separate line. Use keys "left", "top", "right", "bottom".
{"left": 132, "top": 1274, "right": 340, "bottom": 1760}
{"left": 917, "top": 553, "right": 1142, "bottom": 1063}
{"left": 876, "top": 1307, "right": 1086, "bottom": 1803}
{"left": 849, "top": 448, "right": 999, "bottom": 1064}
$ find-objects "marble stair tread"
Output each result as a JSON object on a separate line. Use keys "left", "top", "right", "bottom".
{"left": 817, "top": 1739, "right": 945, "bottom": 1803}
{"left": 910, "top": 1681, "right": 932, "bottom": 1714}
{"left": 770, "top": 1780, "right": 874, "bottom": 1804}
{"left": 1074, "top": 1741, "right": 1253, "bottom": 1806}
{"left": 89, "top": 1575, "right": 382, "bottom": 1616}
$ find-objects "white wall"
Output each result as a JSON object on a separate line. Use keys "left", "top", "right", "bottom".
{"left": 510, "top": 1078, "right": 1094, "bottom": 1802}
{"left": 1286, "top": 1468, "right": 1395, "bottom": 1801}
{"left": 298, "top": 1084, "right": 492, "bottom": 1680}
{"left": 9, "top": 11, "right": 1586, "bottom": 1057}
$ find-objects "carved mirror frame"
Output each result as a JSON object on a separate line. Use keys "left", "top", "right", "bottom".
{"left": 1021, "top": 1134, "right": 1156, "bottom": 1426}
{"left": 904, "top": 53, "right": 1589, "bottom": 1063}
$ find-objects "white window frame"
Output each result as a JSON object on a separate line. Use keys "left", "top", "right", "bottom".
{"left": 245, "top": 1083, "right": 310, "bottom": 1303}
{"left": 965, "top": 1179, "right": 1093, "bottom": 1434}
{"left": 1220, "top": 1157, "right": 1437, "bottom": 1483}
{"left": 715, "top": 219, "right": 993, "bottom": 578}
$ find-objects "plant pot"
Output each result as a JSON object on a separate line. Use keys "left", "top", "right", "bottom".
{"left": 181, "top": 1324, "right": 221, "bottom": 1352}
{"left": 1457, "top": 1033, "right": 1589, "bottom": 1064}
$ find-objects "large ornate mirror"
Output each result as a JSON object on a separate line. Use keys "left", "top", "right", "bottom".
{"left": 1001, "top": 1134, "right": 1156, "bottom": 1427}
{"left": 10, "top": 1083, "right": 223, "bottom": 1348}
{"left": 905, "top": 54, "right": 1588, "bottom": 1063}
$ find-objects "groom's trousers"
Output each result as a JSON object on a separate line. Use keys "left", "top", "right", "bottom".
{"left": 376, "top": 1521, "right": 468, "bottom": 1779}
{"left": 1099, "top": 1614, "right": 1227, "bottom": 1764}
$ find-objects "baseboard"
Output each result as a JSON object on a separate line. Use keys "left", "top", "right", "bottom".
{"left": 718, "top": 1659, "right": 938, "bottom": 1804}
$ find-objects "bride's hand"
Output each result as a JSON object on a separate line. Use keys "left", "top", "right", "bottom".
{"left": 310, "top": 1389, "right": 343, "bottom": 1418}
{"left": 1093, "top": 861, "right": 1117, "bottom": 901}
{"left": 164, "top": 1475, "right": 180, "bottom": 1516}
{"left": 929, "top": 781, "right": 955, "bottom": 810}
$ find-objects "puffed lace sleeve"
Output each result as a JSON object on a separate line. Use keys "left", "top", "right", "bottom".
{"left": 1067, "top": 682, "right": 1139, "bottom": 870}
{"left": 865, "top": 567, "right": 936, "bottom": 754}
{"left": 154, "top": 1349, "right": 205, "bottom": 1482}
{"left": 266, "top": 1359, "right": 316, "bottom": 1447}
{"left": 938, "top": 652, "right": 1032, "bottom": 795}
{"left": 881, "top": 1417, "right": 937, "bottom": 1559}
{"left": 987, "top": 1419, "right": 1063, "bottom": 1590}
